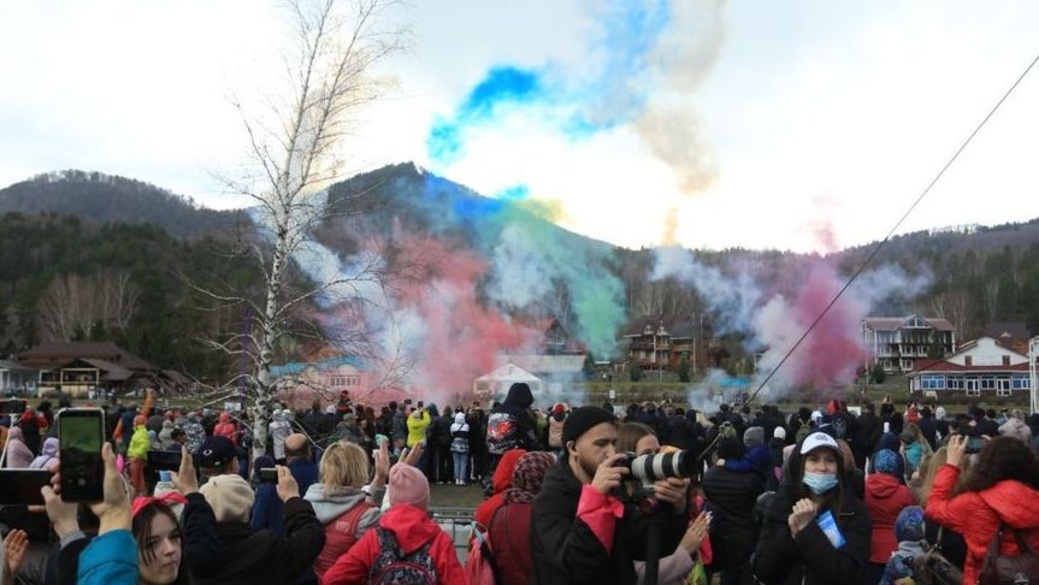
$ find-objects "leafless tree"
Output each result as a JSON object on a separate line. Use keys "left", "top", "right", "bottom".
{"left": 199, "top": 0, "right": 408, "bottom": 460}
{"left": 38, "top": 271, "right": 140, "bottom": 341}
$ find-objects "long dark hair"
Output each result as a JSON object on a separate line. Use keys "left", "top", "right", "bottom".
{"left": 133, "top": 501, "right": 191, "bottom": 585}
{"left": 961, "top": 436, "right": 1039, "bottom": 493}
{"left": 789, "top": 440, "right": 846, "bottom": 515}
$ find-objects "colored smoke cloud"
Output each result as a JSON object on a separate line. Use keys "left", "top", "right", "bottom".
{"left": 427, "top": 0, "right": 725, "bottom": 211}
{"left": 652, "top": 245, "right": 932, "bottom": 400}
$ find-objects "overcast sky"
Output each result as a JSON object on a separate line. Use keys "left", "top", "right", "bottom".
{"left": 2, "top": 1, "right": 1037, "bottom": 253}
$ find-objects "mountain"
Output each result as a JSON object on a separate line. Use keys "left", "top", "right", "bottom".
{"left": 0, "top": 170, "right": 245, "bottom": 238}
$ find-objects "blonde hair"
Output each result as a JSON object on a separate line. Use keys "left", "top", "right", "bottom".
{"left": 917, "top": 446, "right": 972, "bottom": 506}
{"left": 319, "top": 441, "right": 370, "bottom": 490}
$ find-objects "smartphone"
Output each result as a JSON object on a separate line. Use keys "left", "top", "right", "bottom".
{"left": 259, "top": 467, "right": 278, "bottom": 483}
{"left": 58, "top": 408, "right": 106, "bottom": 502}
{"left": 0, "top": 469, "right": 51, "bottom": 505}
{"left": 966, "top": 436, "right": 986, "bottom": 454}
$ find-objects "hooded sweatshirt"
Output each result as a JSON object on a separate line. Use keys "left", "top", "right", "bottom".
{"left": 158, "top": 420, "right": 176, "bottom": 450}
{"left": 30, "top": 437, "right": 60, "bottom": 470}
{"left": 4, "top": 426, "right": 35, "bottom": 468}
{"left": 486, "top": 382, "right": 539, "bottom": 454}
{"left": 304, "top": 483, "right": 384, "bottom": 578}
{"left": 450, "top": 412, "right": 469, "bottom": 453}
{"left": 320, "top": 504, "right": 465, "bottom": 585}
{"left": 474, "top": 448, "right": 527, "bottom": 528}
{"left": 128, "top": 422, "right": 151, "bottom": 459}
{"left": 865, "top": 473, "right": 917, "bottom": 563}
{"left": 214, "top": 412, "right": 238, "bottom": 445}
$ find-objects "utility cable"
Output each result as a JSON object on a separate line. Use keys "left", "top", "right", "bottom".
{"left": 744, "top": 51, "right": 1039, "bottom": 408}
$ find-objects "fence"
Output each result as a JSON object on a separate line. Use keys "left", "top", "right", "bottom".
{"left": 430, "top": 506, "right": 476, "bottom": 562}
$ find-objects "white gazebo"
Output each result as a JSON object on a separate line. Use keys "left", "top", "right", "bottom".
{"left": 472, "top": 364, "right": 541, "bottom": 400}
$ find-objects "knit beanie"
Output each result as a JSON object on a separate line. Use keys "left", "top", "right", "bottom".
{"left": 388, "top": 464, "right": 430, "bottom": 510}
{"left": 773, "top": 426, "right": 787, "bottom": 440}
{"left": 562, "top": 406, "right": 617, "bottom": 446}
{"left": 872, "top": 449, "right": 901, "bottom": 476}
{"left": 744, "top": 426, "right": 765, "bottom": 447}
{"left": 894, "top": 505, "right": 925, "bottom": 542}
{"left": 717, "top": 435, "right": 745, "bottom": 461}
{"left": 199, "top": 474, "right": 255, "bottom": 523}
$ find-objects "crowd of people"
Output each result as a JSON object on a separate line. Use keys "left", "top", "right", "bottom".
{"left": 2, "top": 384, "right": 1039, "bottom": 585}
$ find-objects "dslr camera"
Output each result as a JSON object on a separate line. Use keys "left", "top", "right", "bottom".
{"left": 615, "top": 450, "right": 698, "bottom": 486}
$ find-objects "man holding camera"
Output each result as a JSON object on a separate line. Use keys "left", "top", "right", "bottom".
{"left": 530, "top": 406, "right": 690, "bottom": 585}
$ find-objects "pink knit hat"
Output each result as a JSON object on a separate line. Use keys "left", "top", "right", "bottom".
{"left": 388, "top": 464, "right": 429, "bottom": 510}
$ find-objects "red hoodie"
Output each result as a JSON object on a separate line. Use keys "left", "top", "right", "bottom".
{"left": 474, "top": 449, "right": 527, "bottom": 528}
{"left": 320, "top": 504, "right": 466, "bottom": 585}
{"left": 865, "top": 472, "right": 917, "bottom": 563}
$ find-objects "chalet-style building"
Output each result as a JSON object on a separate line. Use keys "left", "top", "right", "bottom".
{"left": 862, "top": 314, "right": 956, "bottom": 374}
{"left": 623, "top": 315, "right": 710, "bottom": 374}
{"left": 0, "top": 360, "right": 38, "bottom": 395}
{"left": 906, "top": 336, "right": 1035, "bottom": 396}
{"left": 17, "top": 341, "right": 169, "bottom": 398}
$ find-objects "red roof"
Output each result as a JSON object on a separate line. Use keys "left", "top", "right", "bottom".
{"left": 908, "top": 358, "right": 1031, "bottom": 376}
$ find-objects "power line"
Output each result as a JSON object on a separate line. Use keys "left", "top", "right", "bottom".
{"left": 745, "top": 51, "right": 1039, "bottom": 407}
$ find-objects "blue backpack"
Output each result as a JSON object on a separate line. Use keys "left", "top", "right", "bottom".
{"left": 370, "top": 527, "right": 438, "bottom": 585}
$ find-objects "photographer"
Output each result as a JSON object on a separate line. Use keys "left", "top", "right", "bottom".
{"left": 530, "top": 407, "right": 689, "bottom": 585}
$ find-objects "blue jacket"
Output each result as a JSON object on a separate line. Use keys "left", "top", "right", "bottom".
{"left": 77, "top": 530, "right": 138, "bottom": 585}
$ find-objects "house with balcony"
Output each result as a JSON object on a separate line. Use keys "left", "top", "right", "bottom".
{"left": 622, "top": 316, "right": 706, "bottom": 374}
{"left": 17, "top": 341, "right": 168, "bottom": 398}
{"left": 906, "top": 336, "right": 1035, "bottom": 396}
{"left": 862, "top": 314, "right": 956, "bottom": 374}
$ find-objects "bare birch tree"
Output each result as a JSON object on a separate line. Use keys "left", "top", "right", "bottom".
{"left": 203, "top": 0, "right": 407, "bottom": 460}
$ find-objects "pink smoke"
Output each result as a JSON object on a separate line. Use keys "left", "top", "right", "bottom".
{"left": 393, "top": 235, "right": 541, "bottom": 404}
{"left": 756, "top": 262, "right": 867, "bottom": 398}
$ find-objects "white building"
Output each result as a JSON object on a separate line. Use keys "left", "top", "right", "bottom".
{"left": 906, "top": 336, "right": 1032, "bottom": 396}
{"left": 863, "top": 314, "right": 957, "bottom": 374}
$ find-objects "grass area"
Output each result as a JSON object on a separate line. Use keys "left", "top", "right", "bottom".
{"left": 429, "top": 483, "right": 485, "bottom": 509}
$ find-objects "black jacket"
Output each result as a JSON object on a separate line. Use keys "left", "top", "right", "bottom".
{"left": 530, "top": 458, "right": 688, "bottom": 585}
{"left": 702, "top": 464, "right": 766, "bottom": 569}
{"left": 183, "top": 492, "right": 325, "bottom": 585}
{"left": 752, "top": 483, "right": 871, "bottom": 585}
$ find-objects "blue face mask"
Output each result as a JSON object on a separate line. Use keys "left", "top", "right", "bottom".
{"left": 802, "top": 472, "right": 839, "bottom": 495}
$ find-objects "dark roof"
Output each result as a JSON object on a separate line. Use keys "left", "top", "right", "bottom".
{"left": 19, "top": 342, "right": 155, "bottom": 371}
{"left": 863, "top": 315, "right": 956, "bottom": 332}
{"left": 984, "top": 322, "right": 1031, "bottom": 342}
{"left": 622, "top": 315, "right": 699, "bottom": 339}
{"left": 0, "top": 359, "right": 37, "bottom": 373}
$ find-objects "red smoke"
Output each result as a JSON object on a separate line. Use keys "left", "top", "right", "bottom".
{"left": 784, "top": 263, "right": 867, "bottom": 396}
{"left": 393, "top": 235, "right": 539, "bottom": 404}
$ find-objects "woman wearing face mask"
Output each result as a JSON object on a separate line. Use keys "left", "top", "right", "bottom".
{"left": 752, "top": 431, "right": 871, "bottom": 585}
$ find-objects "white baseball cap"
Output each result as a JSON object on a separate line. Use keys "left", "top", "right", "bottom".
{"left": 800, "top": 431, "right": 840, "bottom": 455}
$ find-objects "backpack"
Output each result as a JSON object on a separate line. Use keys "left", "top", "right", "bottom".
{"left": 795, "top": 419, "right": 811, "bottom": 443}
{"left": 486, "top": 412, "right": 518, "bottom": 455}
{"left": 977, "top": 525, "right": 1039, "bottom": 585}
{"left": 465, "top": 522, "right": 499, "bottom": 585}
{"left": 369, "top": 527, "right": 437, "bottom": 585}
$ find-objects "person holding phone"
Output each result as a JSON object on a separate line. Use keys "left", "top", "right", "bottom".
{"left": 172, "top": 445, "right": 325, "bottom": 584}
{"left": 76, "top": 442, "right": 137, "bottom": 585}
{"left": 752, "top": 431, "right": 871, "bottom": 585}
{"left": 923, "top": 434, "right": 1039, "bottom": 585}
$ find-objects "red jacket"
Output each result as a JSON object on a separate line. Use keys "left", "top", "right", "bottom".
{"left": 865, "top": 472, "right": 917, "bottom": 563}
{"left": 474, "top": 449, "right": 526, "bottom": 528}
{"left": 926, "top": 464, "right": 1039, "bottom": 585}
{"left": 320, "top": 504, "right": 466, "bottom": 585}
{"left": 214, "top": 413, "right": 237, "bottom": 445}
{"left": 489, "top": 502, "right": 534, "bottom": 585}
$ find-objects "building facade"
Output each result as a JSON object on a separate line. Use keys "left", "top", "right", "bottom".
{"left": 906, "top": 336, "right": 1033, "bottom": 395}
{"left": 862, "top": 314, "right": 956, "bottom": 374}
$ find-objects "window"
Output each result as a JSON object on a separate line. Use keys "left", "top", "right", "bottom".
{"left": 965, "top": 378, "right": 978, "bottom": 391}
{"left": 921, "top": 375, "right": 945, "bottom": 390}
{"left": 947, "top": 376, "right": 964, "bottom": 390}
{"left": 964, "top": 356, "right": 973, "bottom": 366}
{"left": 1013, "top": 376, "right": 1031, "bottom": 390}
{"left": 1003, "top": 355, "right": 1011, "bottom": 366}
{"left": 345, "top": 375, "right": 361, "bottom": 387}
{"left": 980, "top": 376, "right": 995, "bottom": 390}
{"left": 965, "top": 386, "right": 981, "bottom": 397}
{"left": 997, "top": 377, "right": 1010, "bottom": 391}
{"left": 330, "top": 375, "right": 346, "bottom": 387}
